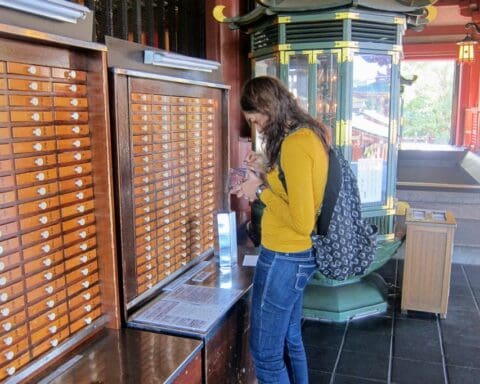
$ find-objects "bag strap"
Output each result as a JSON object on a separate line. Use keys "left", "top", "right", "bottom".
{"left": 277, "top": 145, "right": 342, "bottom": 236}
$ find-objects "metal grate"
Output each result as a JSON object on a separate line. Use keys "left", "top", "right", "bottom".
{"left": 285, "top": 21, "right": 343, "bottom": 44}
{"left": 365, "top": 214, "right": 393, "bottom": 236}
{"left": 351, "top": 20, "right": 397, "bottom": 44}
{"left": 252, "top": 25, "right": 279, "bottom": 51}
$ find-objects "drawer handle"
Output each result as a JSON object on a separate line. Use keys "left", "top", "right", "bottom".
{"left": 44, "top": 272, "right": 53, "bottom": 280}
{"left": 164, "top": 262, "right": 171, "bottom": 268}
{"left": 36, "top": 172, "right": 45, "bottom": 181}
{"left": 142, "top": 187, "right": 149, "bottom": 193}
{"left": 3, "top": 337, "right": 12, "bottom": 346}
{"left": 142, "top": 156, "right": 149, "bottom": 163}
{"left": 0, "top": 246, "right": 3, "bottom": 255}
{"left": 144, "top": 225, "right": 151, "bottom": 232}
{"left": 164, "top": 219, "right": 170, "bottom": 224}
{"left": 73, "top": 153, "right": 82, "bottom": 161}
{"left": 75, "top": 179, "right": 83, "bottom": 187}
{"left": 45, "top": 286, "right": 54, "bottom": 294}
{"left": 49, "top": 326, "right": 57, "bottom": 334}
{"left": 82, "top": 281, "right": 90, "bottom": 288}
{"left": 32, "top": 128, "right": 42, "bottom": 136}
{"left": 31, "top": 113, "right": 41, "bottom": 122}
{"left": 47, "top": 312, "right": 56, "bottom": 321}
{"left": 146, "top": 254, "right": 152, "bottom": 261}
{"left": 70, "top": 98, "right": 79, "bottom": 106}
{"left": 77, "top": 218, "right": 86, "bottom": 226}
{"left": 142, "top": 146, "right": 149, "bottom": 153}
{"left": 79, "top": 231, "right": 87, "bottom": 239}
{"left": 144, "top": 235, "right": 151, "bottom": 242}
{"left": 27, "top": 65, "right": 37, "bottom": 74}
{"left": 38, "top": 202, "right": 48, "bottom": 210}
{"left": 84, "top": 304, "right": 92, "bottom": 312}
{"left": 164, "top": 235, "right": 171, "bottom": 242}
{"left": 142, "top": 115, "right": 148, "bottom": 122}
{"left": 69, "top": 84, "right": 77, "bottom": 92}
{"left": 0, "top": 293, "right": 8, "bottom": 302}
{"left": 165, "top": 271, "right": 171, "bottom": 276}
{"left": 81, "top": 268, "right": 89, "bottom": 276}
{"left": 142, "top": 166, "right": 149, "bottom": 173}
{"left": 41, "top": 244, "right": 51, "bottom": 253}
{"left": 67, "top": 70, "right": 77, "bottom": 79}
{"left": 29, "top": 82, "right": 38, "bottom": 90}
{"left": 0, "top": 261, "right": 4, "bottom": 271}
{"left": 33, "top": 143, "right": 43, "bottom": 151}
{"left": 73, "top": 140, "right": 81, "bottom": 148}
{"left": 37, "top": 187, "right": 47, "bottom": 196}
{"left": 145, "top": 245, "right": 152, "bottom": 252}
{"left": 4, "top": 351, "right": 14, "bottom": 360}
{"left": 1, "top": 308, "right": 10, "bottom": 316}
{"left": 147, "top": 283, "right": 153, "bottom": 289}
{"left": 34, "top": 158, "right": 44, "bottom": 166}
{"left": 141, "top": 135, "right": 148, "bottom": 142}
{"left": 79, "top": 243, "right": 88, "bottom": 251}
{"left": 74, "top": 166, "right": 83, "bottom": 174}
{"left": 84, "top": 317, "right": 92, "bottom": 325}
{"left": 80, "top": 255, "right": 88, "bottom": 263}
{"left": 144, "top": 216, "right": 150, "bottom": 223}
{"left": 43, "top": 258, "right": 52, "bottom": 266}
{"left": 164, "top": 227, "right": 170, "bottom": 233}
{"left": 146, "top": 274, "right": 152, "bottom": 280}
{"left": 141, "top": 125, "right": 148, "bottom": 131}
{"left": 143, "top": 207, "right": 151, "bottom": 214}
{"left": 71, "top": 112, "right": 79, "bottom": 120}
{"left": 164, "top": 245, "right": 171, "bottom": 251}
{"left": 142, "top": 176, "right": 149, "bottom": 183}
{"left": 76, "top": 205, "right": 85, "bottom": 213}
{"left": 71, "top": 126, "right": 81, "bottom": 134}
{"left": 83, "top": 293, "right": 91, "bottom": 300}
{"left": 146, "top": 264, "right": 152, "bottom": 270}
{"left": 164, "top": 254, "right": 170, "bottom": 259}
{"left": 50, "top": 338, "right": 58, "bottom": 347}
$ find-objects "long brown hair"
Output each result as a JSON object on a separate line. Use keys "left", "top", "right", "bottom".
{"left": 240, "top": 76, "right": 332, "bottom": 169}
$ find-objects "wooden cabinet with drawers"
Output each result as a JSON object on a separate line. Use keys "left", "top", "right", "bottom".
{"left": 0, "top": 25, "right": 119, "bottom": 383}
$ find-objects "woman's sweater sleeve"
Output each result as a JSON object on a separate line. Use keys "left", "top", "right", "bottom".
{"left": 259, "top": 134, "right": 316, "bottom": 236}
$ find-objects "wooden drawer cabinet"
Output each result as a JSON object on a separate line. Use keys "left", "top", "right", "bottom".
{"left": 0, "top": 25, "right": 119, "bottom": 383}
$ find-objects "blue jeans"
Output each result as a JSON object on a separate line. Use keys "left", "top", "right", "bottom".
{"left": 250, "top": 246, "right": 317, "bottom": 384}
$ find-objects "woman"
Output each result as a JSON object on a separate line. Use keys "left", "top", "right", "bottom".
{"left": 231, "top": 76, "right": 331, "bottom": 384}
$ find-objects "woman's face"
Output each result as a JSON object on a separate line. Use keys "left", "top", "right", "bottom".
{"left": 243, "top": 111, "right": 269, "bottom": 134}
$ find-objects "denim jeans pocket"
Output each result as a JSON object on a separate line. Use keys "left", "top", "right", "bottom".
{"left": 295, "top": 264, "right": 316, "bottom": 291}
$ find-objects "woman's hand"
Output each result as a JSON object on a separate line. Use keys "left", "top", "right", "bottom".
{"left": 230, "top": 170, "right": 264, "bottom": 202}
{"left": 243, "top": 151, "right": 266, "bottom": 175}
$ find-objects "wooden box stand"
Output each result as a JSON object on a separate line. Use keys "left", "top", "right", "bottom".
{"left": 401, "top": 209, "right": 456, "bottom": 318}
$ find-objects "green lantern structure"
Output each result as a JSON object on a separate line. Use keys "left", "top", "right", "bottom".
{"left": 216, "top": 0, "right": 434, "bottom": 240}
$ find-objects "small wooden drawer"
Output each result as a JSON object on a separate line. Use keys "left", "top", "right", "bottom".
{"left": 26, "top": 276, "right": 66, "bottom": 304}
{"left": 26, "top": 290, "right": 67, "bottom": 318}
{"left": 133, "top": 184, "right": 153, "bottom": 197}
{"left": 31, "top": 326, "right": 70, "bottom": 358}
{"left": 57, "top": 150, "right": 92, "bottom": 164}
{"left": 51, "top": 68, "right": 86, "bottom": 81}
{"left": 69, "top": 294, "right": 101, "bottom": 322}
{"left": 135, "top": 204, "right": 155, "bottom": 218}
{"left": 0, "top": 252, "right": 21, "bottom": 275}
{"left": 0, "top": 280, "right": 23, "bottom": 307}
{"left": 55, "top": 124, "right": 90, "bottom": 137}
{"left": 24, "top": 250, "right": 64, "bottom": 277}
{"left": 12, "top": 125, "right": 55, "bottom": 139}
{"left": 60, "top": 199, "right": 95, "bottom": 218}
{"left": 29, "top": 302, "right": 68, "bottom": 334}
{"left": 133, "top": 154, "right": 153, "bottom": 166}
{"left": 15, "top": 168, "right": 58, "bottom": 186}
{"left": 137, "top": 271, "right": 157, "bottom": 286}
{"left": 58, "top": 175, "right": 93, "bottom": 192}
{"left": 8, "top": 78, "right": 51, "bottom": 92}
{"left": 135, "top": 241, "right": 155, "bottom": 258}
{"left": 12, "top": 139, "right": 57, "bottom": 155}
{"left": 0, "top": 144, "right": 11, "bottom": 158}
{"left": 7, "top": 62, "right": 50, "bottom": 77}
{"left": 69, "top": 307, "right": 101, "bottom": 334}
{"left": 132, "top": 143, "right": 152, "bottom": 155}
{"left": 137, "top": 281, "right": 153, "bottom": 294}
{"left": 131, "top": 114, "right": 151, "bottom": 123}
{"left": 8, "top": 95, "right": 52, "bottom": 108}
{"left": 0, "top": 323, "right": 27, "bottom": 354}
{"left": 18, "top": 196, "right": 60, "bottom": 216}
{"left": 19, "top": 210, "right": 61, "bottom": 232}
{"left": 0, "top": 159, "right": 13, "bottom": 173}
{"left": 0, "top": 336, "right": 29, "bottom": 366}
{"left": 133, "top": 164, "right": 152, "bottom": 177}
{"left": 0, "top": 238, "right": 19, "bottom": 259}
{"left": 17, "top": 181, "right": 58, "bottom": 202}
{"left": 136, "top": 252, "right": 154, "bottom": 266}
{"left": 173, "top": 183, "right": 188, "bottom": 194}
{"left": 134, "top": 213, "right": 155, "bottom": 228}
{"left": 0, "top": 310, "right": 26, "bottom": 337}
{"left": 14, "top": 154, "right": 57, "bottom": 171}
{"left": 0, "top": 222, "right": 18, "bottom": 242}
{"left": 54, "top": 111, "right": 88, "bottom": 123}
{"left": 137, "top": 260, "right": 157, "bottom": 276}
{"left": 59, "top": 188, "right": 94, "bottom": 206}
{"left": 53, "top": 97, "right": 88, "bottom": 108}
{"left": 0, "top": 350, "right": 31, "bottom": 381}
{"left": 132, "top": 124, "right": 152, "bottom": 135}
{"left": 57, "top": 137, "right": 91, "bottom": 152}
{"left": 65, "top": 260, "right": 98, "bottom": 286}
{"left": 30, "top": 314, "right": 69, "bottom": 345}
{"left": 66, "top": 272, "right": 99, "bottom": 298}
{"left": 65, "top": 249, "right": 97, "bottom": 272}
{"left": 0, "top": 174, "right": 14, "bottom": 190}
{"left": 136, "top": 232, "right": 155, "bottom": 247}
{"left": 62, "top": 212, "right": 95, "bottom": 233}
{"left": 52, "top": 82, "right": 87, "bottom": 95}
{"left": 130, "top": 93, "right": 152, "bottom": 103}
{"left": 0, "top": 295, "right": 25, "bottom": 319}
{"left": 10, "top": 110, "right": 53, "bottom": 123}
{"left": 25, "top": 263, "right": 65, "bottom": 290}
{"left": 21, "top": 223, "right": 62, "bottom": 248}
{"left": 63, "top": 237, "right": 96, "bottom": 259}
{"left": 68, "top": 284, "right": 100, "bottom": 309}
{"left": 131, "top": 104, "right": 151, "bottom": 113}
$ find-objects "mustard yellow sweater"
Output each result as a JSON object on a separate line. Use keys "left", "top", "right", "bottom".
{"left": 258, "top": 128, "right": 329, "bottom": 252}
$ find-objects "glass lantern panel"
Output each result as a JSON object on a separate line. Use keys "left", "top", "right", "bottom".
{"left": 255, "top": 56, "right": 278, "bottom": 77}
{"left": 287, "top": 54, "right": 309, "bottom": 112}
{"left": 352, "top": 53, "right": 392, "bottom": 205}
{"left": 316, "top": 52, "right": 338, "bottom": 130}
